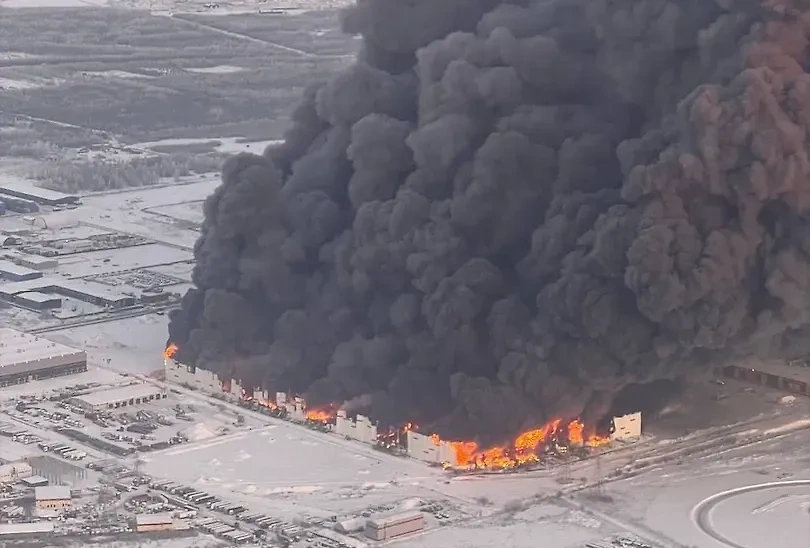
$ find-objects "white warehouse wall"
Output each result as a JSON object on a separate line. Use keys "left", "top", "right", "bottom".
{"left": 611, "top": 412, "right": 642, "bottom": 441}
{"left": 333, "top": 410, "right": 378, "bottom": 444}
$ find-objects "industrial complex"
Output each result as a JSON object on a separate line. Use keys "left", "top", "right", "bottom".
{"left": 0, "top": 139, "right": 805, "bottom": 548}
{"left": 164, "top": 354, "right": 642, "bottom": 470}
{"left": 0, "top": 328, "right": 87, "bottom": 387}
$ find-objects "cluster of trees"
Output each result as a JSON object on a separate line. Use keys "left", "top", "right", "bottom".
{"left": 32, "top": 154, "right": 224, "bottom": 193}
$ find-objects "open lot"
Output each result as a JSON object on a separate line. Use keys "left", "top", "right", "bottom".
{"left": 0, "top": 5, "right": 355, "bottom": 194}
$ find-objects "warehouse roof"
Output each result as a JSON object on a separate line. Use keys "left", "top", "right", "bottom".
{"left": 0, "top": 328, "right": 85, "bottom": 371}
{"left": 21, "top": 475, "right": 49, "bottom": 487}
{"left": 368, "top": 511, "right": 424, "bottom": 528}
{"left": 0, "top": 522, "right": 55, "bottom": 536}
{"left": 17, "top": 291, "right": 60, "bottom": 303}
{"left": 0, "top": 180, "right": 79, "bottom": 204}
{"left": 35, "top": 486, "right": 71, "bottom": 500}
{"left": 0, "top": 277, "right": 131, "bottom": 304}
{"left": 743, "top": 361, "right": 810, "bottom": 384}
{"left": 136, "top": 513, "right": 174, "bottom": 525}
{"left": 0, "top": 260, "right": 41, "bottom": 279}
{"left": 73, "top": 383, "right": 165, "bottom": 407}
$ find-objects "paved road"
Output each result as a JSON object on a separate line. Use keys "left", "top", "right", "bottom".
{"left": 691, "top": 479, "right": 810, "bottom": 548}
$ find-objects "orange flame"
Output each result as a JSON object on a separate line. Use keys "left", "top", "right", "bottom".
{"left": 163, "top": 343, "right": 179, "bottom": 360}
{"left": 306, "top": 409, "right": 335, "bottom": 423}
{"left": 445, "top": 417, "right": 609, "bottom": 470}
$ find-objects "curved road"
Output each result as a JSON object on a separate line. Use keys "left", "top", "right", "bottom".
{"left": 691, "top": 479, "right": 810, "bottom": 548}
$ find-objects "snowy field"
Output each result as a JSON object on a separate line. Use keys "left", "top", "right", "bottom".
{"left": 0, "top": 0, "right": 351, "bottom": 9}
{"left": 570, "top": 427, "right": 810, "bottom": 548}
{"left": 42, "top": 176, "right": 218, "bottom": 249}
{"left": 47, "top": 314, "right": 169, "bottom": 375}
{"left": 130, "top": 136, "right": 281, "bottom": 155}
{"left": 0, "top": 0, "right": 106, "bottom": 7}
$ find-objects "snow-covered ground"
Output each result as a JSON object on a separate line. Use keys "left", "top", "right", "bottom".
{"left": 569, "top": 427, "right": 810, "bottom": 548}
{"left": 48, "top": 314, "right": 169, "bottom": 375}
{"left": 0, "top": 0, "right": 106, "bottom": 7}
{"left": 129, "top": 136, "right": 281, "bottom": 155}
{"left": 185, "top": 65, "right": 246, "bottom": 74}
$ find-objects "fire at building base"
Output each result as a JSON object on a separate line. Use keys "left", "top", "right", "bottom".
{"left": 163, "top": 348, "right": 641, "bottom": 471}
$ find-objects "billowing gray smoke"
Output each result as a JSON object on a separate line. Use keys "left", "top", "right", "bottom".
{"left": 170, "top": 0, "right": 810, "bottom": 443}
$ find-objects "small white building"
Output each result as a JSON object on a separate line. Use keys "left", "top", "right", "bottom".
{"left": 365, "top": 512, "right": 425, "bottom": 541}
{"left": 611, "top": 412, "right": 642, "bottom": 441}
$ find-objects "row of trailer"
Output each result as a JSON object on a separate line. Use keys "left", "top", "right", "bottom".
{"left": 148, "top": 479, "right": 307, "bottom": 543}
{"left": 240, "top": 513, "right": 305, "bottom": 540}
{"left": 197, "top": 517, "right": 254, "bottom": 544}
{"left": 148, "top": 480, "right": 247, "bottom": 514}
{"left": 38, "top": 441, "right": 87, "bottom": 460}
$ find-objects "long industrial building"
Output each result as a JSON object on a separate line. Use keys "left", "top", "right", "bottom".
{"left": 164, "top": 357, "right": 643, "bottom": 470}
{"left": 0, "top": 277, "right": 136, "bottom": 308}
{"left": 722, "top": 362, "right": 810, "bottom": 396}
{"left": 0, "top": 181, "right": 80, "bottom": 206}
{"left": 0, "top": 328, "right": 87, "bottom": 387}
{"left": 69, "top": 383, "right": 167, "bottom": 413}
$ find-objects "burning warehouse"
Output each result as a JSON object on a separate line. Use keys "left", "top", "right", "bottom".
{"left": 164, "top": 346, "right": 640, "bottom": 471}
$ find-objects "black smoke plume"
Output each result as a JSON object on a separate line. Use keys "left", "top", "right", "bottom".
{"left": 169, "top": 0, "right": 810, "bottom": 444}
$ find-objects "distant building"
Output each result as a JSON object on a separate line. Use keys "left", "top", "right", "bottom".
{"left": 135, "top": 513, "right": 176, "bottom": 533}
{"left": 14, "top": 254, "right": 58, "bottom": 271}
{"left": 13, "top": 291, "right": 61, "bottom": 310}
{"left": 0, "top": 260, "right": 42, "bottom": 282}
{"left": 610, "top": 412, "right": 642, "bottom": 441}
{"left": 0, "top": 277, "right": 136, "bottom": 309}
{"left": 0, "top": 522, "right": 55, "bottom": 539}
{"left": 69, "top": 383, "right": 167, "bottom": 413}
{"left": 20, "top": 475, "right": 49, "bottom": 488}
{"left": 0, "top": 181, "right": 80, "bottom": 206}
{"left": 0, "top": 328, "right": 87, "bottom": 387}
{"left": 35, "top": 486, "right": 72, "bottom": 511}
{"left": 365, "top": 512, "right": 425, "bottom": 541}
{"left": 722, "top": 362, "right": 810, "bottom": 397}
{"left": 0, "top": 461, "right": 33, "bottom": 484}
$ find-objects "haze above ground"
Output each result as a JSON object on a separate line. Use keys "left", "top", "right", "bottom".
{"left": 0, "top": 1, "right": 808, "bottom": 548}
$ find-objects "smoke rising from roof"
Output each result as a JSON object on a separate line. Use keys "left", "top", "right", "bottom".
{"left": 169, "top": 0, "right": 810, "bottom": 444}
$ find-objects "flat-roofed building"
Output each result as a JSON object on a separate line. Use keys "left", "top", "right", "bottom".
{"left": 69, "top": 383, "right": 167, "bottom": 413}
{"left": 0, "top": 181, "right": 80, "bottom": 206}
{"left": 0, "top": 522, "right": 55, "bottom": 538}
{"left": 365, "top": 512, "right": 425, "bottom": 541}
{"left": 35, "top": 486, "right": 72, "bottom": 511}
{"left": 15, "top": 254, "right": 58, "bottom": 271}
{"left": 13, "top": 291, "right": 61, "bottom": 309}
{"left": 0, "top": 277, "right": 136, "bottom": 309}
{"left": 0, "top": 328, "right": 87, "bottom": 387}
{"left": 21, "top": 475, "right": 49, "bottom": 487}
{"left": 722, "top": 361, "right": 810, "bottom": 396}
{"left": 0, "top": 260, "right": 42, "bottom": 282}
{"left": 135, "top": 513, "right": 176, "bottom": 532}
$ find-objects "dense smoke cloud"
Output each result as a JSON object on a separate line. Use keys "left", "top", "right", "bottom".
{"left": 169, "top": 0, "right": 810, "bottom": 443}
